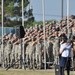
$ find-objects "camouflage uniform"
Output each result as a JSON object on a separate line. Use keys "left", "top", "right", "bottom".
{"left": 72, "top": 27, "right": 75, "bottom": 37}
{"left": 0, "top": 41, "right": 2, "bottom": 66}
{"left": 68, "top": 27, "right": 72, "bottom": 39}
{"left": 18, "top": 42, "right": 22, "bottom": 68}
{"left": 45, "top": 38, "right": 49, "bottom": 62}
{"left": 26, "top": 43, "right": 30, "bottom": 67}
{"left": 14, "top": 43, "right": 19, "bottom": 68}
{"left": 6, "top": 40, "right": 12, "bottom": 67}
{"left": 47, "top": 37, "right": 53, "bottom": 62}
{"left": 35, "top": 40, "right": 43, "bottom": 69}
{"left": 53, "top": 36, "right": 60, "bottom": 64}
{"left": 29, "top": 41, "right": 36, "bottom": 69}
{"left": 11, "top": 43, "right": 15, "bottom": 68}
{"left": 4, "top": 39, "right": 8, "bottom": 67}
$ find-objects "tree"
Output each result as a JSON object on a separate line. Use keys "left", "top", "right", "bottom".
{"left": 0, "top": 0, "right": 34, "bottom": 27}
{"left": 0, "top": 1, "right": 1, "bottom": 25}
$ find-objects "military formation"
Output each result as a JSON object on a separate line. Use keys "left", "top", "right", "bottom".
{"left": 0, "top": 15, "right": 75, "bottom": 70}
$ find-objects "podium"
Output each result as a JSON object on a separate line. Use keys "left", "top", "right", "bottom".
{"left": 55, "top": 64, "right": 60, "bottom": 75}
{"left": 54, "top": 56, "right": 60, "bottom": 75}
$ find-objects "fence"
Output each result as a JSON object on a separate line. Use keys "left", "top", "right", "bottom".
{"left": 0, "top": 27, "right": 16, "bottom": 36}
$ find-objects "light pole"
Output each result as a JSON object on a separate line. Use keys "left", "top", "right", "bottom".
{"left": 1, "top": 0, "right": 4, "bottom": 69}
{"left": 42, "top": 0, "right": 46, "bottom": 70}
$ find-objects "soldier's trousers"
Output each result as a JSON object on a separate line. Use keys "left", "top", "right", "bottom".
{"left": 73, "top": 45, "right": 75, "bottom": 57}
{"left": 73, "top": 45, "right": 75, "bottom": 69}
{"left": 26, "top": 53, "right": 29, "bottom": 66}
{"left": 36, "top": 53, "right": 42, "bottom": 69}
{"left": 53, "top": 47, "right": 59, "bottom": 59}
{"left": 29, "top": 53, "right": 35, "bottom": 68}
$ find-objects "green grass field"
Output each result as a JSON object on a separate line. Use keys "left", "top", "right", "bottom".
{"left": 0, "top": 69, "right": 54, "bottom": 75}
{"left": 0, "top": 69, "right": 74, "bottom": 75}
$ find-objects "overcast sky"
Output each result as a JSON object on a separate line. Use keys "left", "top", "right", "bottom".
{"left": 30, "top": 0, "right": 75, "bottom": 21}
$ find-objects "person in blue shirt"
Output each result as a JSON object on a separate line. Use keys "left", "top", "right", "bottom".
{"left": 59, "top": 38, "right": 72, "bottom": 75}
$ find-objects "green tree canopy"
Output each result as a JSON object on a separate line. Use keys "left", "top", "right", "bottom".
{"left": 0, "top": 1, "right": 1, "bottom": 24}
{"left": 0, "top": 0, "right": 34, "bottom": 27}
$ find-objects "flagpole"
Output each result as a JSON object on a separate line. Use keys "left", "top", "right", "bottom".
{"left": 42, "top": 0, "right": 46, "bottom": 70}
{"left": 67, "top": 0, "right": 69, "bottom": 39}
{"left": 22, "top": 0, "right": 25, "bottom": 69}
{"left": 22, "top": 0, "right": 24, "bottom": 27}
{"left": 2, "top": 0, "right": 4, "bottom": 69}
{"left": 61, "top": 0, "right": 64, "bottom": 19}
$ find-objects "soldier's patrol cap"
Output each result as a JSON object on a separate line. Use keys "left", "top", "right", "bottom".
{"left": 55, "top": 31, "right": 59, "bottom": 34}
{"left": 13, "top": 33, "right": 16, "bottom": 38}
{"left": 29, "top": 34, "right": 32, "bottom": 37}
{"left": 31, "top": 36, "right": 34, "bottom": 39}
{"left": 31, "top": 35, "right": 35, "bottom": 38}
{"left": 46, "top": 31, "right": 49, "bottom": 34}
{"left": 56, "top": 22, "right": 61, "bottom": 26}
{"left": 49, "top": 32, "right": 52, "bottom": 35}
{"left": 52, "top": 29, "right": 55, "bottom": 33}
{"left": 39, "top": 25, "right": 43, "bottom": 28}
{"left": 36, "top": 36, "right": 40, "bottom": 40}
{"left": 36, "top": 34, "right": 39, "bottom": 37}
{"left": 52, "top": 21, "right": 56, "bottom": 24}
{"left": 52, "top": 26, "right": 55, "bottom": 29}
{"left": 49, "top": 22, "right": 52, "bottom": 25}
{"left": 3, "top": 33, "right": 7, "bottom": 38}
{"left": 72, "top": 19, "right": 75, "bottom": 23}
{"left": 38, "top": 30, "right": 41, "bottom": 33}
{"left": 49, "top": 25, "right": 52, "bottom": 29}
{"left": 8, "top": 33, "right": 13, "bottom": 37}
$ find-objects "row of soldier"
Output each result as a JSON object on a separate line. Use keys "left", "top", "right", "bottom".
{"left": 0, "top": 15, "right": 75, "bottom": 69}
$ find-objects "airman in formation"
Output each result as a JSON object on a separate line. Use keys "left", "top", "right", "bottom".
{"left": 0, "top": 15, "right": 75, "bottom": 70}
